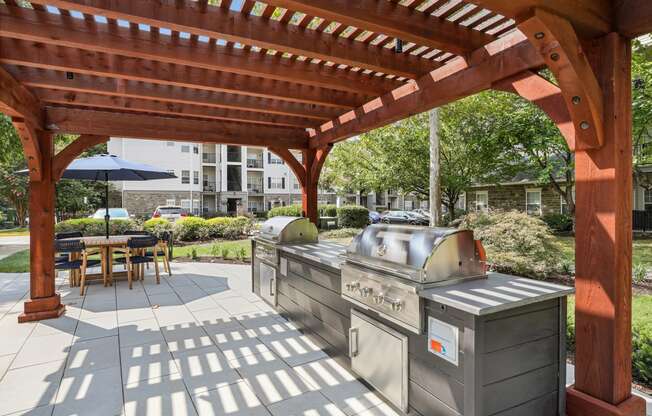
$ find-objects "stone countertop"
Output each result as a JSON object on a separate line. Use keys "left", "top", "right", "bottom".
{"left": 278, "top": 241, "right": 347, "bottom": 270}
{"left": 419, "top": 273, "right": 574, "bottom": 316}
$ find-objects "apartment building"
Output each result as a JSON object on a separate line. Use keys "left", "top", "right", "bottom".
{"left": 107, "top": 138, "right": 338, "bottom": 217}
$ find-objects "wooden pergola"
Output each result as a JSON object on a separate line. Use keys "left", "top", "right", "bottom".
{"left": 0, "top": 1, "right": 650, "bottom": 414}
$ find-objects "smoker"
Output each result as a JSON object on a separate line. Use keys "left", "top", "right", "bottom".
{"left": 252, "top": 216, "right": 318, "bottom": 306}
{"left": 341, "top": 224, "right": 573, "bottom": 415}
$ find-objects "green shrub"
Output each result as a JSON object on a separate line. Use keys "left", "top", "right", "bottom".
{"left": 191, "top": 248, "right": 198, "bottom": 260}
{"left": 206, "top": 216, "right": 253, "bottom": 239}
{"left": 267, "top": 205, "right": 302, "bottom": 218}
{"left": 221, "top": 247, "right": 230, "bottom": 259}
{"left": 337, "top": 205, "right": 369, "bottom": 228}
{"left": 460, "top": 210, "right": 563, "bottom": 278}
{"left": 173, "top": 217, "right": 208, "bottom": 241}
{"left": 143, "top": 218, "right": 173, "bottom": 238}
{"left": 632, "top": 263, "right": 648, "bottom": 284}
{"left": 319, "top": 204, "right": 338, "bottom": 217}
{"left": 320, "top": 227, "right": 362, "bottom": 240}
{"left": 55, "top": 218, "right": 138, "bottom": 236}
{"left": 542, "top": 213, "right": 574, "bottom": 233}
{"left": 210, "top": 243, "right": 221, "bottom": 257}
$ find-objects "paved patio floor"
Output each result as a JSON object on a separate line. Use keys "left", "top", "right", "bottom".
{"left": 0, "top": 263, "right": 397, "bottom": 416}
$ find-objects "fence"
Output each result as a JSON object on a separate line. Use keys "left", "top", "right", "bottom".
{"left": 633, "top": 210, "right": 652, "bottom": 231}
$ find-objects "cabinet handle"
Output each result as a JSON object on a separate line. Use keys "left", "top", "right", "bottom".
{"left": 269, "top": 278, "right": 275, "bottom": 297}
{"left": 349, "top": 327, "right": 359, "bottom": 357}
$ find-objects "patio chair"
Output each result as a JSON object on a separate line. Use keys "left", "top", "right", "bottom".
{"left": 145, "top": 231, "right": 172, "bottom": 276}
{"left": 54, "top": 239, "right": 102, "bottom": 295}
{"left": 111, "top": 235, "right": 160, "bottom": 289}
{"left": 54, "top": 231, "right": 84, "bottom": 285}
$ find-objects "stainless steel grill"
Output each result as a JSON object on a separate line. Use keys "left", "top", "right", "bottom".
{"left": 254, "top": 216, "right": 318, "bottom": 265}
{"left": 342, "top": 224, "right": 485, "bottom": 333}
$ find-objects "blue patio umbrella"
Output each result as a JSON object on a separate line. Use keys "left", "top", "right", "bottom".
{"left": 62, "top": 154, "right": 176, "bottom": 238}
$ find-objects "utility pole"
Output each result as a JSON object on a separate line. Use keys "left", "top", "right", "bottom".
{"left": 429, "top": 109, "right": 441, "bottom": 227}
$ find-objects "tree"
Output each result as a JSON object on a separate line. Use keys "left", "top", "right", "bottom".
{"left": 429, "top": 108, "right": 441, "bottom": 225}
{"left": 632, "top": 40, "right": 652, "bottom": 190}
{"left": 0, "top": 113, "right": 108, "bottom": 224}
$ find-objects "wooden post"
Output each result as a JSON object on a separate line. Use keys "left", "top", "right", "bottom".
{"left": 18, "top": 131, "right": 65, "bottom": 323}
{"left": 566, "top": 33, "right": 645, "bottom": 416}
{"left": 302, "top": 149, "right": 319, "bottom": 225}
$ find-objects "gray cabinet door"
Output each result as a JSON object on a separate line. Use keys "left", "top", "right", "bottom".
{"left": 350, "top": 309, "right": 409, "bottom": 412}
{"left": 259, "top": 262, "right": 277, "bottom": 306}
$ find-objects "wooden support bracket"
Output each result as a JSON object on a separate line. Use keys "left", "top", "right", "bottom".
{"left": 53, "top": 134, "right": 109, "bottom": 180}
{"left": 493, "top": 70, "right": 576, "bottom": 150}
{"left": 11, "top": 118, "right": 43, "bottom": 182}
{"left": 268, "top": 147, "right": 306, "bottom": 189}
{"left": 518, "top": 8, "right": 604, "bottom": 150}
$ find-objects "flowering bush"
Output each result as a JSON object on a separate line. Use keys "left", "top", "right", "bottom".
{"left": 206, "top": 216, "right": 253, "bottom": 240}
{"left": 55, "top": 218, "right": 137, "bottom": 236}
{"left": 173, "top": 217, "right": 208, "bottom": 241}
{"left": 143, "top": 218, "right": 174, "bottom": 238}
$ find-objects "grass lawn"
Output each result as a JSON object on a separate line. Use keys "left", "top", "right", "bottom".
{"left": 557, "top": 236, "right": 652, "bottom": 267}
{"left": 0, "top": 228, "right": 29, "bottom": 237}
{"left": 173, "top": 239, "right": 252, "bottom": 260}
{"left": 567, "top": 294, "right": 652, "bottom": 329}
{"left": 0, "top": 250, "right": 29, "bottom": 273}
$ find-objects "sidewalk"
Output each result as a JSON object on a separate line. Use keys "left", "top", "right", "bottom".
{"left": 0, "top": 236, "right": 29, "bottom": 260}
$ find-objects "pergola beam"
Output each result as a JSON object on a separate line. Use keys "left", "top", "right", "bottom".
{"left": 0, "top": 6, "right": 401, "bottom": 96}
{"left": 27, "top": 0, "right": 439, "bottom": 79}
{"left": 309, "top": 32, "right": 545, "bottom": 148}
{"left": 45, "top": 107, "right": 310, "bottom": 149}
{"left": 262, "top": 0, "right": 495, "bottom": 55}
{"left": 34, "top": 88, "right": 319, "bottom": 128}
{"left": 0, "top": 66, "right": 43, "bottom": 129}
{"left": 0, "top": 39, "right": 364, "bottom": 109}
{"left": 470, "top": 0, "right": 612, "bottom": 38}
{"left": 6, "top": 68, "right": 338, "bottom": 121}
{"left": 615, "top": 0, "right": 652, "bottom": 38}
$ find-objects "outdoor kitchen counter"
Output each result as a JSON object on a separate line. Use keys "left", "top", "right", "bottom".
{"left": 418, "top": 273, "right": 574, "bottom": 316}
{"left": 277, "top": 241, "right": 347, "bottom": 270}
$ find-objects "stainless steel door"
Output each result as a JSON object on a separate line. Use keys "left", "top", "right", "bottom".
{"left": 259, "top": 262, "right": 277, "bottom": 306}
{"left": 350, "top": 309, "right": 409, "bottom": 412}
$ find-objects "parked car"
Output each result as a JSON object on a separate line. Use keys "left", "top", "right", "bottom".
{"left": 380, "top": 210, "right": 429, "bottom": 225}
{"left": 152, "top": 206, "right": 188, "bottom": 222}
{"left": 412, "top": 209, "right": 431, "bottom": 219}
{"left": 90, "top": 208, "right": 130, "bottom": 219}
{"left": 369, "top": 211, "right": 382, "bottom": 224}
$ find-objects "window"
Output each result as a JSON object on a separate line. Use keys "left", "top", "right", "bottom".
{"left": 526, "top": 189, "right": 542, "bottom": 216}
{"left": 165, "top": 199, "right": 176, "bottom": 206}
{"left": 181, "top": 145, "right": 190, "bottom": 153}
{"left": 268, "top": 177, "right": 285, "bottom": 190}
{"left": 166, "top": 169, "right": 175, "bottom": 176}
{"left": 227, "top": 165, "right": 242, "bottom": 191}
{"left": 181, "top": 170, "right": 190, "bottom": 184}
{"left": 456, "top": 192, "right": 466, "bottom": 210}
{"left": 645, "top": 189, "right": 652, "bottom": 212}
{"left": 268, "top": 152, "right": 284, "bottom": 164}
{"left": 193, "top": 171, "right": 199, "bottom": 185}
{"left": 193, "top": 199, "right": 200, "bottom": 215}
{"left": 475, "top": 191, "right": 488, "bottom": 212}
{"left": 166, "top": 141, "right": 175, "bottom": 147}
{"left": 227, "top": 146, "right": 241, "bottom": 163}
{"left": 193, "top": 145, "right": 199, "bottom": 154}
{"left": 180, "top": 199, "right": 191, "bottom": 210}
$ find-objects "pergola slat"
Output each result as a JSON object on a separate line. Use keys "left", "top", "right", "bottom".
{"left": 45, "top": 107, "right": 311, "bottom": 149}
{"left": 27, "top": 0, "right": 440, "bottom": 79}
{"left": 34, "top": 88, "right": 319, "bottom": 128}
{"left": 6, "top": 68, "right": 339, "bottom": 121}
{"left": 615, "top": 0, "right": 652, "bottom": 38}
{"left": 261, "top": 0, "right": 495, "bottom": 55}
{"left": 0, "top": 39, "right": 363, "bottom": 109}
{"left": 309, "top": 32, "right": 544, "bottom": 147}
{"left": 0, "top": 6, "right": 402, "bottom": 96}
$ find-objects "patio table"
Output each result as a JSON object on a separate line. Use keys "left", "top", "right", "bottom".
{"left": 60, "top": 235, "right": 139, "bottom": 286}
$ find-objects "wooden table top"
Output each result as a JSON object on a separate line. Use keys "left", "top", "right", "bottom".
{"left": 60, "top": 235, "right": 131, "bottom": 247}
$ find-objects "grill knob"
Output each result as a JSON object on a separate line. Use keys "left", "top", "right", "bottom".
{"left": 373, "top": 293, "right": 385, "bottom": 305}
{"left": 346, "top": 282, "right": 360, "bottom": 292}
{"left": 360, "top": 287, "right": 373, "bottom": 298}
{"left": 390, "top": 300, "right": 404, "bottom": 312}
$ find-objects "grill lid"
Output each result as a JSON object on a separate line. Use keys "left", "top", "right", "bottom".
{"left": 258, "top": 216, "right": 318, "bottom": 244}
{"left": 345, "top": 224, "right": 484, "bottom": 283}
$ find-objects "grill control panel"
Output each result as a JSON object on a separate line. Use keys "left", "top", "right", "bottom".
{"left": 341, "top": 263, "right": 422, "bottom": 334}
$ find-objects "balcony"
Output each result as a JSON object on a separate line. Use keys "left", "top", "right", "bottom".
{"left": 203, "top": 181, "right": 216, "bottom": 192}
{"left": 227, "top": 146, "right": 241, "bottom": 163}
{"left": 202, "top": 153, "right": 216, "bottom": 164}
{"left": 247, "top": 181, "right": 264, "bottom": 193}
{"left": 246, "top": 158, "right": 264, "bottom": 169}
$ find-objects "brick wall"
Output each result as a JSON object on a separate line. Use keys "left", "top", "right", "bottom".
{"left": 122, "top": 190, "right": 196, "bottom": 217}
{"left": 465, "top": 183, "right": 564, "bottom": 216}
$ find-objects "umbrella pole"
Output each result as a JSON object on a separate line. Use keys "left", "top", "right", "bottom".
{"left": 105, "top": 172, "right": 110, "bottom": 239}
